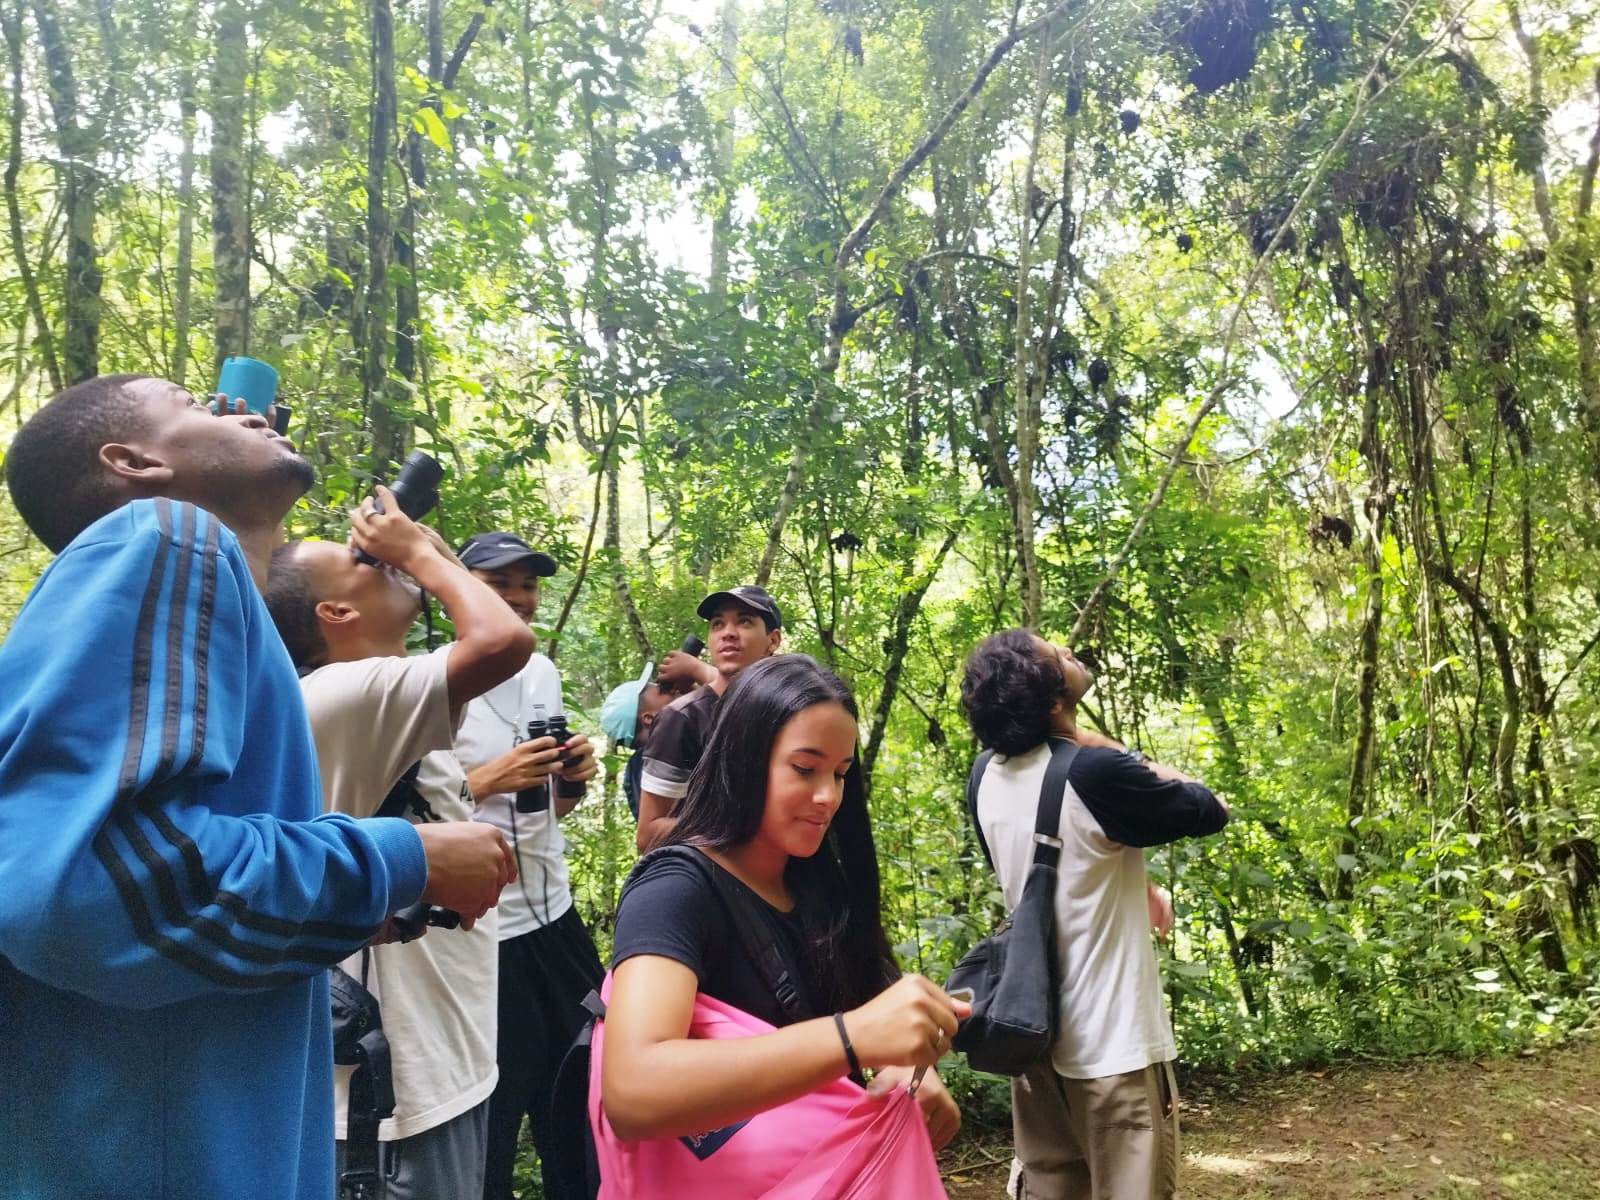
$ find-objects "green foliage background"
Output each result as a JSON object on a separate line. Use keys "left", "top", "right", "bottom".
{"left": 3, "top": 0, "right": 1599, "bottom": 1130}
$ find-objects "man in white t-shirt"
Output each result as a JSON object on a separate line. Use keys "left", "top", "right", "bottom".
{"left": 264, "top": 493, "right": 529, "bottom": 1198}
{"left": 960, "top": 629, "right": 1229, "bottom": 1200}
{"left": 448, "top": 531, "right": 603, "bottom": 1200}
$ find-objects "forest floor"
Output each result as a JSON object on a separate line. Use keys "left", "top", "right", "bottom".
{"left": 939, "top": 1039, "right": 1600, "bottom": 1199}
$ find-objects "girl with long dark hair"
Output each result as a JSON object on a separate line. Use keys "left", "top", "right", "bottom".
{"left": 600, "top": 654, "right": 966, "bottom": 1153}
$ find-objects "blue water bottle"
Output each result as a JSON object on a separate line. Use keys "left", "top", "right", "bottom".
{"left": 214, "top": 356, "right": 279, "bottom": 416}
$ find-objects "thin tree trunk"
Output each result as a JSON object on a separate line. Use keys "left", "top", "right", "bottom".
{"left": 392, "top": 0, "right": 489, "bottom": 424}
{"left": 31, "top": 0, "right": 98, "bottom": 382}
{"left": 2, "top": 0, "right": 60, "bottom": 391}
{"left": 210, "top": 0, "right": 249, "bottom": 365}
{"left": 709, "top": 0, "right": 737, "bottom": 297}
{"left": 861, "top": 526, "right": 960, "bottom": 787}
{"left": 173, "top": 37, "right": 196, "bottom": 386}
{"left": 1508, "top": 5, "right": 1600, "bottom": 435}
{"left": 363, "top": 0, "right": 400, "bottom": 473}
{"left": 1339, "top": 337, "right": 1388, "bottom": 900}
{"left": 1010, "top": 34, "right": 1053, "bottom": 628}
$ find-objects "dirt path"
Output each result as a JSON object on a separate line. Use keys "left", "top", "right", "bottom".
{"left": 939, "top": 1041, "right": 1600, "bottom": 1199}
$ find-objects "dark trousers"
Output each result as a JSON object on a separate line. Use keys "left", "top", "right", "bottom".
{"left": 482, "top": 906, "right": 605, "bottom": 1200}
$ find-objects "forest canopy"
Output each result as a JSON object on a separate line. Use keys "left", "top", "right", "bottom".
{"left": 2, "top": 0, "right": 1598, "bottom": 1074}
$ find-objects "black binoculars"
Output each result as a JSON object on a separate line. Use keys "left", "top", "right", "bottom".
{"left": 354, "top": 451, "right": 444, "bottom": 567}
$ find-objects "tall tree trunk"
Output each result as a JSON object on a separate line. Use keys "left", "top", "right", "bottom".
{"left": 708, "top": 0, "right": 737, "bottom": 298}
{"left": 173, "top": 37, "right": 196, "bottom": 386}
{"left": 363, "top": 0, "right": 400, "bottom": 473}
{"left": 210, "top": 0, "right": 249, "bottom": 366}
{"left": 392, "top": 0, "right": 488, "bottom": 424}
{"left": 1339, "top": 338, "right": 1389, "bottom": 900}
{"left": 1421, "top": 385, "right": 1569, "bottom": 973}
{"left": 31, "top": 0, "right": 98, "bottom": 382}
{"left": 1010, "top": 34, "right": 1054, "bottom": 628}
{"left": 3, "top": 0, "right": 60, "bottom": 391}
{"left": 860, "top": 526, "right": 960, "bottom": 788}
{"left": 1508, "top": 6, "right": 1600, "bottom": 439}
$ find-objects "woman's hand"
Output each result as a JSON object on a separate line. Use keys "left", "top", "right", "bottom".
{"left": 465, "top": 737, "right": 561, "bottom": 797}
{"left": 868, "top": 1065, "right": 962, "bottom": 1149}
{"left": 842, "top": 975, "right": 970, "bottom": 1071}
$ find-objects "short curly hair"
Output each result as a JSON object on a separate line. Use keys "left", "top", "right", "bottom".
{"left": 264, "top": 544, "right": 330, "bottom": 670}
{"left": 5, "top": 374, "right": 155, "bottom": 551}
{"left": 960, "top": 628, "right": 1067, "bottom": 756}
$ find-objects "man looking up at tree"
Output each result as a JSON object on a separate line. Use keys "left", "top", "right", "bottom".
{"left": 960, "top": 629, "right": 1228, "bottom": 1200}
{"left": 600, "top": 662, "right": 674, "bottom": 819}
{"left": 266, "top": 500, "right": 533, "bottom": 1198}
{"left": 635, "top": 584, "right": 784, "bottom": 852}
{"left": 445, "top": 531, "right": 606, "bottom": 1200}
{"left": 0, "top": 375, "right": 513, "bottom": 1200}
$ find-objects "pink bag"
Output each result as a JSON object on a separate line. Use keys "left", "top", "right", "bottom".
{"left": 588, "top": 975, "right": 948, "bottom": 1199}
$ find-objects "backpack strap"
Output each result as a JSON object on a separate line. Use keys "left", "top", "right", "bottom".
{"left": 548, "top": 989, "right": 609, "bottom": 1200}
{"left": 376, "top": 761, "right": 423, "bottom": 820}
{"left": 966, "top": 749, "right": 997, "bottom": 870}
{"left": 377, "top": 761, "right": 457, "bottom": 937}
{"left": 1030, "top": 739, "right": 1081, "bottom": 870}
{"left": 628, "top": 845, "right": 813, "bottom": 1024}
{"left": 703, "top": 861, "right": 812, "bottom": 1023}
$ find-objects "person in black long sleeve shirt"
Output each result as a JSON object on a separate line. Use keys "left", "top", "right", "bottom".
{"left": 960, "top": 629, "right": 1229, "bottom": 1200}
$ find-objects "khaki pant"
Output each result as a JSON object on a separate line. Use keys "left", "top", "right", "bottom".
{"left": 1010, "top": 1060, "right": 1180, "bottom": 1200}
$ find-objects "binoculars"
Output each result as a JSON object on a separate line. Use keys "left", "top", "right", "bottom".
{"left": 515, "top": 706, "right": 586, "bottom": 813}
{"left": 353, "top": 450, "right": 445, "bottom": 567}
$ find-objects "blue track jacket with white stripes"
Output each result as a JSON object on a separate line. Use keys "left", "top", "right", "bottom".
{"left": 0, "top": 499, "right": 429, "bottom": 1199}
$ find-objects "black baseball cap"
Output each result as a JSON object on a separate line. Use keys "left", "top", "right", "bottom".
{"left": 457, "top": 532, "right": 557, "bottom": 576}
{"left": 697, "top": 584, "right": 782, "bottom": 631}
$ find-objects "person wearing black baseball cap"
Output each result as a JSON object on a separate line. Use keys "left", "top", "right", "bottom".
{"left": 635, "top": 583, "right": 784, "bottom": 852}
{"left": 448, "top": 532, "right": 605, "bottom": 1200}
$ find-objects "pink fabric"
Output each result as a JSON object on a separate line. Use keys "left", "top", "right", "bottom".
{"left": 589, "top": 975, "right": 948, "bottom": 1199}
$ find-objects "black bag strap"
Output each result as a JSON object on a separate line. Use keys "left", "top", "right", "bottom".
{"left": 623, "top": 845, "right": 812, "bottom": 1024}
{"left": 966, "top": 740, "right": 1079, "bottom": 873}
{"left": 704, "top": 860, "right": 811, "bottom": 1023}
{"left": 548, "top": 990, "right": 609, "bottom": 1200}
{"left": 333, "top": 761, "right": 418, "bottom": 1200}
{"left": 1030, "top": 738, "right": 1080, "bottom": 870}
{"left": 376, "top": 760, "right": 423, "bottom": 820}
{"left": 966, "top": 749, "right": 997, "bottom": 870}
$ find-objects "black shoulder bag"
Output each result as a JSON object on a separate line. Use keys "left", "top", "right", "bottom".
{"left": 947, "top": 738, "right": 1078, "bottom": 1076}
{"left": 545, "top": 845, "right": 814, "bottom": 1200}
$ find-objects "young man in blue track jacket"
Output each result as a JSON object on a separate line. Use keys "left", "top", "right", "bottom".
{"left": 0, "top": 375, "right": 516, "bottom": 1200}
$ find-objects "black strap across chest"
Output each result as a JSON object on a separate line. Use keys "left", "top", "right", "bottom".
{"left": 625, "top": 845, "right": 814, "bottom": 1024}
{"left": 966, "top": 738, "right": 1080, "bottom": 872}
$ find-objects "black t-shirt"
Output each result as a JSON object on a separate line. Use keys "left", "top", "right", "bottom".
{"left": 639, "top": 686, "right": 721, "bottom": 803}
{"left": 610, "top": 850, "right": 814, "bottom": 1028}
{"left": 1066, "top": 746, "right": 1228, "bottom": 847}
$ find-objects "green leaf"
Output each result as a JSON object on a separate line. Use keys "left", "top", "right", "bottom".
{"left": 414, "top": 106, "right": 449, "bottom": 151}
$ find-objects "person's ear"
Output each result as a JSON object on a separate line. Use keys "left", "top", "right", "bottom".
{"left": 640, "top": 710, "right": 656, "bottom": 730}
{"left": 314, "top": 599, "right": 358, "bottom": 629}
{"left": 767, "top": 628, "right": 782, "bottom": 653}
{"left": 100, "top": 443, "right": 175, "bottom": 488}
